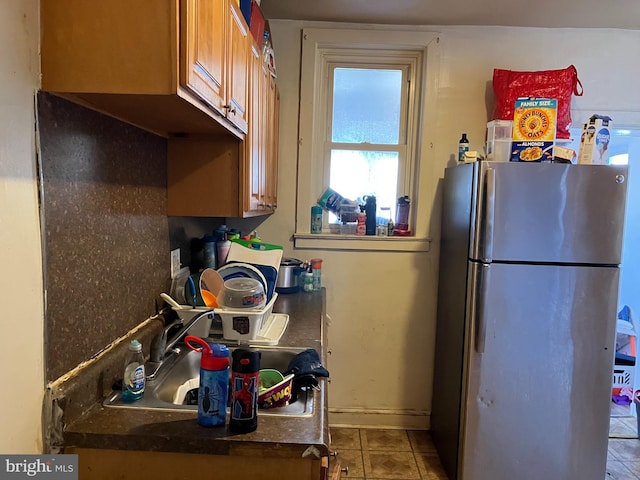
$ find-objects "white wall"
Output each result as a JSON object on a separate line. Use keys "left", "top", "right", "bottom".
{"left": 0, "top": 0, "right": 45, "bottom": 452}
{"left": 258, "top": 22, "right": 640, "bottom": 428}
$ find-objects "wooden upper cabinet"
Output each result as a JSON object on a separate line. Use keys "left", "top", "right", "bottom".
{"left": 181, "top": 0, "right": 227, "bottom": 116}
{"left": 41, "top": 0, "right": 248, "bottom": 137}
{"left": 181, "top": 0, "right": 248, "bottom": 134}
{"left": 41, "top": 0, "right": 178, "bottom": 95}
{"left": 42, "top": 0, "right": 278, "bottom": 218}
{"left": 241, "top": 40, "right": 279, "bottom": 217}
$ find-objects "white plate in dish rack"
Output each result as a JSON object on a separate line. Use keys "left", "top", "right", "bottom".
{"left": 207, "top": 312, "right": 289, "bottom": 345}
{"left": 245, "top": 313, "right": 289, "bottom": 346}
{"left": 217, "top": 263, "right": 268, "bottom": 294}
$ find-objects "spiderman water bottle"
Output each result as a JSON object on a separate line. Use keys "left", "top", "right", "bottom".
{"left": 230, "top": 348, "right": 261, "bottom": 433}
{"left": 185, "top": 336, "right": 229, "bottom": 427}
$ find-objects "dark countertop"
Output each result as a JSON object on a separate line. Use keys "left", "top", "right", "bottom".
{"left": 62, "top": 290, "right": 329, "bottom": 459}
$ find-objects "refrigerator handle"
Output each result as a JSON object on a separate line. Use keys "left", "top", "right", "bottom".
{"left": 482, "top": 167, "right": 496, "bottom": 262}
{"left": 470, "top": 263, "right": 489, "bottom": 354}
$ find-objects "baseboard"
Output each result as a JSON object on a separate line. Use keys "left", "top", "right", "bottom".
{"left": 328, "top": 408, "right": 430, "bottom": 430}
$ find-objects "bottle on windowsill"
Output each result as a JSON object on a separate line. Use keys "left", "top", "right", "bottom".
{"left": 356, "top": 212, "right": 366, "bottom": 236}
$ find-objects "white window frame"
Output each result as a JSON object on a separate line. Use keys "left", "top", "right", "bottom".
{"left": 294, "top": 28, "right": 440, "bottom": 252}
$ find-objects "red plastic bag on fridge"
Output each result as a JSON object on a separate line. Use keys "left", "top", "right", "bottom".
{"left": 492, "top": 65, "right": 584, "bottom": 139}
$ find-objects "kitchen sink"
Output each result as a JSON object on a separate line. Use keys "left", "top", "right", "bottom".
{"left": 104, "top": 345, "right": 314, "bottom": 417}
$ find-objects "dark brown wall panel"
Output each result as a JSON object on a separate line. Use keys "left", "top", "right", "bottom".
{"left": 38, "top": 92, "right": 170, "bottom": 381}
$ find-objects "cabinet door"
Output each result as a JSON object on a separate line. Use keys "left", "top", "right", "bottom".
{"left": 69, "top": 448, "right": 325, "bottom": 480}
{"left": 258, "top": 64, "right": 270, "bottom": 211}
{"left": 265, "top": 76, "right": 280, "bottom": 210}
{"left": 330, "top": 461, "right": 343, "bottom": 480}
{"left": 226, "top": 0, "right": 250, "bottom": 133}
{"left": 325, "top": 456, "right": 343, "bottom": 480}
{"left": 244, "top": 43, "right": 263, "bottom": 214}
{"left": 181, "top": 0, "right": 226, "bottom": 115}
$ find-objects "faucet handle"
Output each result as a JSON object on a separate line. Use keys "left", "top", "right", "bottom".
{"left": 149, "top": 332, "right": 167, "bottom": 364}
{"left": 149, "top": 318, "right": 182, "bottom": 363}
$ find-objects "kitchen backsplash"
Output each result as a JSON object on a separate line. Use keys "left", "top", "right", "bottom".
{"left": 37, "top": 92, "right": 170, "bottom": 381}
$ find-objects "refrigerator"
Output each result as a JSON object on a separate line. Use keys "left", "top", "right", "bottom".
{"left": 431, "top": 161, "right": 629, "bottom": 480}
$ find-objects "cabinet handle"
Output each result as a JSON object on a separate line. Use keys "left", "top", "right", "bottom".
{"left": 341, "top": 466, "right": 349, "bottom": 474}
{"left": 330, "top": 451, "right": 338, "bottom": 458}
{"left": 222, "top": 104, "right": 236, "bottom": 114}
{"left": 327, "top": 349, "right": 332, "bottom": 355}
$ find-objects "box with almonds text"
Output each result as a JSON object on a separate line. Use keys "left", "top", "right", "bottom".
{"left": 510, "top": 97, "right": 557, "bottom": 162}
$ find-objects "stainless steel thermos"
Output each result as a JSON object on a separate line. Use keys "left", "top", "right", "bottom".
{"left": 230, "top": 348, "right": 261, "bottom": 433}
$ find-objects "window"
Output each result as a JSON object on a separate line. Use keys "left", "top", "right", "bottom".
{"left": 328, "top": 65, "right": 407, "bottom": 224}
{"left": 295, "top": 28, "right": 439, "bottom": 251}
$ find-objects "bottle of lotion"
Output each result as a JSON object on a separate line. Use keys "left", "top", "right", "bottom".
{"left": 458, "top": 133, "right": 470, "bottom": 162}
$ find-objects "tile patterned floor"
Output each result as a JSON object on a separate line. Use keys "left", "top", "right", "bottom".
{"left": 329, "top": 421, "right": 640, "bottom": 480}
{"left": 329, "top": 428, "right": 446, "bottom": 480}
{"left": 608, "top": 415, "right": 640, "bottom": 479}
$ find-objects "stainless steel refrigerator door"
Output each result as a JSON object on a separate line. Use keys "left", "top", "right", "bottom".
{"left": 460, "top": 261, "right": 618, "bottom": 480}
{"left": 469, "top": 162, "right": 628, "bottom": 265}
{"left": 431, "top": 163, "right": 478, "bottom": 480}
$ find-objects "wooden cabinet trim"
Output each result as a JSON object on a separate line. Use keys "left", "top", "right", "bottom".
{"left": 67, "top": 448, "right": 323, "bottom": 480}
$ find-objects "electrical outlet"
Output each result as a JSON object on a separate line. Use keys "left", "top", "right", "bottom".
{"left": 170, "top": 248, "right": 181, "bottom": 279}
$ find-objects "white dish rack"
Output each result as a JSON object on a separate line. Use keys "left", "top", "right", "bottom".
{"left": 217, "top": 292, "right": 278, "bottom": 342}
{"left": 170, "top": 294, "right": 287, "bottom": 345}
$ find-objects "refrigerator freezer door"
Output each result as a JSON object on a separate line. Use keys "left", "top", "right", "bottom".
{"left": 460, "top": 261, "right": 618, "bottom": 480}
{"left": 471, "top": 162, "right": 628, "bottom": 265}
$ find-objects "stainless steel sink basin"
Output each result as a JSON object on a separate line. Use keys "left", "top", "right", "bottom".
{"left": 104, "top": 345, "right": 314, "bottom": 417}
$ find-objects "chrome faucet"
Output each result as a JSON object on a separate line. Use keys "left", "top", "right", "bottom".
{"left": 147, "top": 309, "right": 214, "bottom": 380}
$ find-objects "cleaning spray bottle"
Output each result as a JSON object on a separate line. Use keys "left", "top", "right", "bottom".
{"left": 185, "top": 336, "right": 230, "bottom": 427}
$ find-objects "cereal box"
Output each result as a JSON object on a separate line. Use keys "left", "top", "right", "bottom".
{"left": 577, "top": 115, "right": 612, "bottom": 165}
{"left": 510, "top": 97, "right": 557, "bottom": 162}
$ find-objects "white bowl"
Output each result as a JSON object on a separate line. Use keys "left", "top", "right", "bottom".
{"left": 218, "top": 277, "right": 266, "bottom": 309}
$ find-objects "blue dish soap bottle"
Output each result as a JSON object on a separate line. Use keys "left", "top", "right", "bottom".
{"left": 122, "top": 340, "right": 145, "bottom": 402}
{"left": 185, "top": 336, "right": 230, "bottom": 427}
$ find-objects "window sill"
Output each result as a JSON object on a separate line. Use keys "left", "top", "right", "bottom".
{"left": 293, "top": 233, "right": 431, "bottom": 252}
